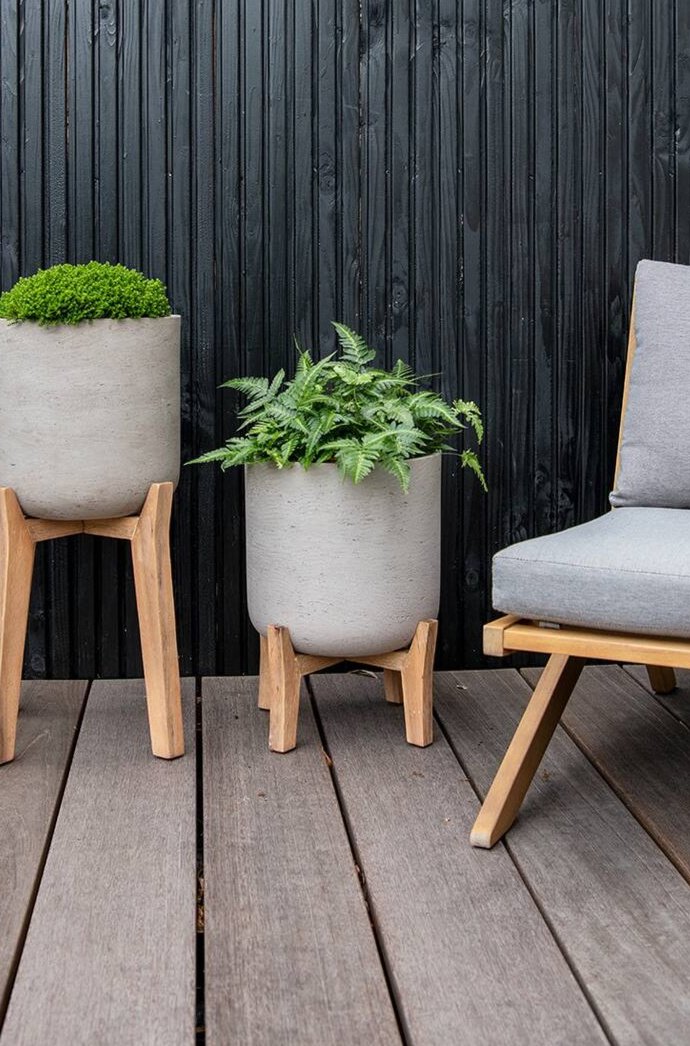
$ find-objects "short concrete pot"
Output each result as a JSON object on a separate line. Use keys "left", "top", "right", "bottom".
{"left": 0, "top": 316, "right": 181, "bottom": 519}
{"left": 245, "top": 453, "right": 441, "bottom": 657}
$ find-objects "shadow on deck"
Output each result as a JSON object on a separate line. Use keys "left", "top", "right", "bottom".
{"left": 1, "top": 665, "right": 689, "bottom": 1045}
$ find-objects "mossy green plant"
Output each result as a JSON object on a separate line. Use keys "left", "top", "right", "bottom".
{"left": 0, "top": 262, "right": 171, "bottom": 326}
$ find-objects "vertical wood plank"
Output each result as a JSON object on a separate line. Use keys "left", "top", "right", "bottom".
{"left": 202, "top": 676, "right": 401, "bottom": 1046}
{"left": 1, "top": 680, "right": 196, "bottom": 1046}
{"left": 0, "top": 681, "right": 87, "bottom": 1019}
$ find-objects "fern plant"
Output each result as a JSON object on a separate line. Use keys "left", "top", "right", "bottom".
{"left": 190, "top": 322, "right": 486, "bottom": 493}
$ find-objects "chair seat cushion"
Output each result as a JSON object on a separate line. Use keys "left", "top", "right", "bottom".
{"left": 492, "top": 508, "right": 690, "bottom": 638}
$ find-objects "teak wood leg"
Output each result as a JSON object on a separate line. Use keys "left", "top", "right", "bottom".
{"left": 266, "top": 626, "right": 302, "bottom": 753}
{"left": 0, "top": 482, "right": 184, "bottom": 765}
{"left": 130, "top": 483, "right": 184, "bottom": 760}
{"left": 383, "top": 669, "right": 404, "bottom": 704}
{"left": 400, "top": 619, "right": 438, "bottom": 746}
{"left": 257, "top": 634, "right": 272, "bottom": 710}
{"left": 260, "top": 618, "right": 438, "bottom": 753}
{"left": 0, "top": 489, "right": 36, "bottom": 764}
{"left": 646, "top": 665, "right": 676, "bottom": 695}
{"left": 470, "top": 653, "right": 585, "bottom": 848}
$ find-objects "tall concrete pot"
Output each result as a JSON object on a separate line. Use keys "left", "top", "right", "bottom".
{"left": 245, "top": 453, "right": 441, "bottom": 657}
{"left": 0, "top": 316, "right": 181, "bottom": 519}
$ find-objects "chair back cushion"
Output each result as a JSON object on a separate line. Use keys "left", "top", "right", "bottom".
{"left": 610, "top": 258, "right": 690, "bottom": 508}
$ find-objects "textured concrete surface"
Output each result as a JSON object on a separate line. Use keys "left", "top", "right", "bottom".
{"left": 0, "top": 317, "right": 180, "bottom": 519}
{"left": 245, "top": 454, "right": 441, "bottom": 656}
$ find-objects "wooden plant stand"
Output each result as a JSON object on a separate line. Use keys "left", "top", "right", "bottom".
{"left": 0, "top": 482, "right": 184, "bottom": 765}
{"left": 258, "top": 619, "right": 438, "bottom": 753}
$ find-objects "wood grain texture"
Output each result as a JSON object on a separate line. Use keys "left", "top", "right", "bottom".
{"left": 202, "top": 676, "right": 401, "bottom": 1046}
{"left": 645, "top": 665, "right": 676, "bottom": 695}
{"left": 491, "top": 618, "right": 690, "bottom": 668}
{"left": 1, "top": 679, "right": 196, "bottom": 1046}
{"left": 471, "top": 654, "right": 585, "bottom": 847}
{"left": 523, "top": 663, "right": 690, "bottom": 882}
{"left": 311, "top": 672, "right": 605, "bottom": 1046}
{"left": 0, "top": 680, "right": 87, "bottom": 1019}
{"left": 130, "top": 483, "right": 184, "bottom": 759}
{"left": 0, "top": 490, "right": 37, "bottom": 763}
{"left": 2, "top": 2, "right": 688, "bottom": 676}
{"left": 399, "top": 618, "right": 437, "bottom": 746}
{"left": 436, "top": 668, "right": 690, "bottom": 1045}
{"left": 266, "top": 625, "right": 302, "bottom": 753}
{"left": 382, "top": 668, "right": 403, "bottom": 704}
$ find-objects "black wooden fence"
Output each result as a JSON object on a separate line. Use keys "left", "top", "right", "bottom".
{"left": 0, "top": 1, "right": 688, "bottom": 677}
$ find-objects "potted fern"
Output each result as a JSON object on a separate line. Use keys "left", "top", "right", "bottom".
{"left": 192, "top": 323, "right": 485, "bottom": 657}
{"left": 0, "top": 262, "right": 180, "bottom": 519}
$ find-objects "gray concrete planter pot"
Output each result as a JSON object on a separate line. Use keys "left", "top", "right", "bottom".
{"left": 245, "top": 452, "right": 441, "bottom": 657}
{"left": 0, "top": 316, "right": 181, "bottom": 519}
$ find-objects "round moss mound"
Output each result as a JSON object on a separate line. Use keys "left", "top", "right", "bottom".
{"left": 0, "top": 262, "right": 171, "bottom": 326}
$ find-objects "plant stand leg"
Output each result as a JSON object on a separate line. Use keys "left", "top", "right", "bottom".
{"left": 470, "top": 653, "right": 585, "bottom": 848}
{"left": 0, "top": 489, "right": 36, "bottom": 765}
{"left": 258, "top": 634, "right": 272, "bottom": 709}
{"left": 383, "top": 668, "right": 404, "bottom": 704}
{"left": 267, "top": 626, "right": 301, "bottom": 753}
{"left": 130, "top": 482, "right": 184, "bottom": 760}
{"left": 400, "top": 619, "right": 438, "bottom": 747}
{"left": 646, "top": 665, "right": 676, "bottom": 694}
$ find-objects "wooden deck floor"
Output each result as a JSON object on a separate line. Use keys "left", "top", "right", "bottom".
{"left": 1, "top": 665, "right": 690, "bottom": 1045}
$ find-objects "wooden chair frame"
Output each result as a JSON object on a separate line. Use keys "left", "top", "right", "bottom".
{"left": 258, "top": 620, "right": 438, "bottom": 753}
{"left": 0, "top": 482, "right": 184, "bottom": 765}
{"left": 471, "top": 288, "right": 682, "bottom": 848}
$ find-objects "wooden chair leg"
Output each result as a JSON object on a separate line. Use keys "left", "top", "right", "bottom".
{"left": 646, "top": 665, "right": 676, "bottom": 694}
{"left": 0, "top": 489, "right": 36, "bottom": 765}
{"left": 400, "top": 619, "right": 438, "bottom": 747}
{"left": 267, "top": 626, "right": 301, "bottom": 753}
{"left": 383, "top": 668, "right": 403, "bottom": 704}
{"left": 130, "top": 482, "right": 184, "bottom": 759}
{"left": 470, "top": 653, "right": 585, "bottom": 848}
{"left": 258, "top": 634, "right": 272, "bottom": 709}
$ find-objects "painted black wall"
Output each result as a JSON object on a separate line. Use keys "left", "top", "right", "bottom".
{"left": 0, "top": 1, "right": 688, "bottom": 677}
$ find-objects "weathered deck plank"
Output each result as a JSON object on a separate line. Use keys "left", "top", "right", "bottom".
{"left": 202, "top": 676, "right": 401, "bottom": 1046}
{"left": 311, "top": 672, "right": 605, "bottom": 1046}
{"left": 523, "top": 664, "right": 690, "bottom": 880}
{"left": 0, "top": 681, "right": 87, "bottom": 1019}
{"left": 436, "top": 668, "right": 690, "bottom": 1045}
{"left": 623, "top": 664, "right": 690, "bottom": 727}
{"left": 0, "top": 679, "right": 196, "bottom": 1046}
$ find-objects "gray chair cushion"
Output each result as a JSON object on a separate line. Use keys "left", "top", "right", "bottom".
{"left": 492, "top": 508, "right": 690, "bottom": 638}
{"left": 611, "top": 259, "right": 690, "bottom": 508}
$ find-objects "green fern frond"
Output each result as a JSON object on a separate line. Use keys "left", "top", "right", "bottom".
{"left": 460, "top": 450, "right": 488, "bottom": 491}
{"left": 454, "top": 399, "right": 484, "bottom": 443}
{"left": 408, "top": 392, "right": 459, "bottom": 426}
{"left": 380, "top": 455, "right": 411, "bottom": 492}
{"left": 332, "top": 363, "right": 375, "bottom": 386}
{"left": 331, "top": 321, "right": 376, "bottom": 368}
{"left": 331, "top": 438, "right": 379, "bottom": 484}
{"left": 268, "top": 368, "right": 286, "bottom": 396}
{"left": 186, "top": 447, "right": 234, "bottom": 466}
{"left": 220, "top": 376, "right": 269, "bottom": 399}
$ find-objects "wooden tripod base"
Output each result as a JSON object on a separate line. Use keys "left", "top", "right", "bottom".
{"left": 258, "top": 619, "right": 438, "bottom": 753}
{"left": 0, "top": 483, "right": 184, "bottom": 765}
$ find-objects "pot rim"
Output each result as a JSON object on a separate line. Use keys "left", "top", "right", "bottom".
{"left": 244, "top": 450, "right": 442, "bottom": 473}
{"left": 0, "top": 314, "right": 181, "bottom": 327}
